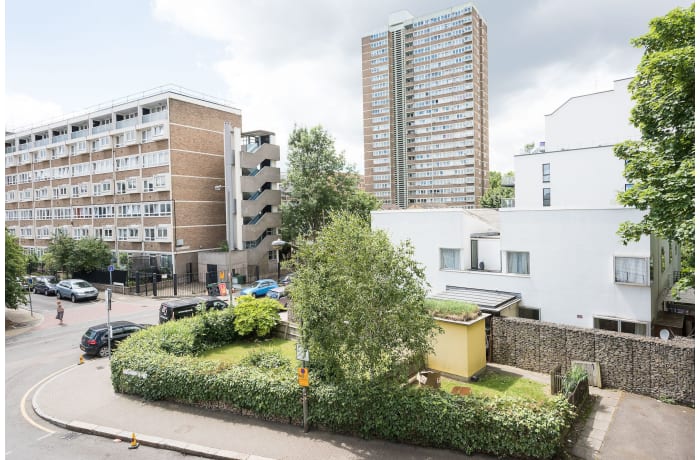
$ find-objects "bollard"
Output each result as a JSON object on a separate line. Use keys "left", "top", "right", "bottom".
{"left": 128, "top": 432, "right": 139, "bottom": 449}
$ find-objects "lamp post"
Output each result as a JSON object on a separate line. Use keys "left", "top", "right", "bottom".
{"left": 271, "top": 238, "right": 286, "bottom": 282}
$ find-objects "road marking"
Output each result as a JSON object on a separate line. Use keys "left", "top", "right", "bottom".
{"left": 20, "top": 364, "right": 76, "bottom": 434}
{"left": 37, "top": 432, "right": 53, "bottom": 441}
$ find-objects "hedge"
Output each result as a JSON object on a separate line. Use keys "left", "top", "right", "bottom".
{"left": 111, "top": 309, "right": 576, "bottom": 459}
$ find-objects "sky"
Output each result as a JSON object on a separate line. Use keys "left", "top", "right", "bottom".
{"left": 3, "top": 0, "right": 693, "bottom": 173}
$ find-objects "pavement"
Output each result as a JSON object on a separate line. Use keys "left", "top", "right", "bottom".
{"left": 6, "top": 300, "right": 696, "bottom": 460}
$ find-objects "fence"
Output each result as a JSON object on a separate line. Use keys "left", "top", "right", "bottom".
{"left": 550, "top": 364, "right": 589, "bottom": 407}
{"left": 79, "top": 270, "right": 224, "bottom": 298}
{"left": 492, "top": 316, "right": 695, "bottom": 406}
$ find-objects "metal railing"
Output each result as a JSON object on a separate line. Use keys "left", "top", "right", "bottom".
{"left": 500, "top": 198, "right": 515, "bottom": 208}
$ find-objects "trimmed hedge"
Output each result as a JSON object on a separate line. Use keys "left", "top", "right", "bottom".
{"left": 112, "top": 309, "right": 576, "bottom": 459}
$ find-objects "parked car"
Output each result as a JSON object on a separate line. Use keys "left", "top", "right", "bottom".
{"left": 56, "top": 279, "right": 99, "bottom": 302}
{"left": 33, "top": 276, "right": 58, "bottom": 296}
{"left": 266, "top": 286, "right": 289, "bottom": 309}
{"left": 158, "top": 297, "right": 228, "bottom": 324}
{"left": 17, "top": 277, "right": 30, "bottom": 290}
{"left": 279, "top": 273, "right": 295, "bottom": 286}
{"left": 240, "top": 279, "right": 278, "bottom": 298}
{"left": 80, "top": 320, "right": 150, "bottom": 357}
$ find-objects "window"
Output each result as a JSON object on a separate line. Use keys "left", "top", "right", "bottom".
{"left": 144, "top": 228, "right": 155, "bottom": 241}
{"left": 506, "top": 251, "right": 530, "bottom": 274}
{"left": 518, "top": 307, "right": 540, "bottom": 320}
{"left": 125, "top": 130, "right": 136, "bottom": 143}
{"left": 594, "top": 316, "right": 648, "bottom": 336}
{"left": 614, "top": 256, "right": 648, "bottom": 285}
{"left": 542, "top": 163, "right": 550, "bottom": 183}
{"left": 440, "top": 248, "right": 460, "bottom": 270}
{"left": 543, "top": 188, "right": 551, "bottom": 207}
{"left": 153, "top": 125, "right": 164, "bottom": 137}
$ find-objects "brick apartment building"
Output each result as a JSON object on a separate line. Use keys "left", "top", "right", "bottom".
{"left": 5, "top": 87, "right": 280, "bottom": 280}
{"left": 361, "top": 3, "right": 489, "bottom": 208}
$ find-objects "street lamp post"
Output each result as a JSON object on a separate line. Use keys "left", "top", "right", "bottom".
{"left": 271, "top": 239, "right": 286, "bottom": 282}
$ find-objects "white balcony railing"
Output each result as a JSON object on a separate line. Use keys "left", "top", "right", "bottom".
{"left": 71, "top": 129, "right": 88, "bottom": 139}
{"left": 142, "top": 111, "right": 167, "bottom": 124}
{"left": 501, "top": 198, "right": 515, "bottom": 208}
{"left": 91, "top": 124, "right": 113, "bottom": 135}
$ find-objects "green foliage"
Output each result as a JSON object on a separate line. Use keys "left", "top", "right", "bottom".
{"left": 562, "top": 366, "right": 589, "bottom": 396}
{"left": 426, "top": 299, "right": 480, "bottom": 321}
{"left": 480, "top": 171, "right": 514, "bottom": 208}
{"left": 46, "top": 234, "right": 112, "bottom": 275}
{"left": 441, "top": 372, "right": 549, "bottom": 402}
{"left": 281, "top": 125, "right": 380, "bottom": 242}
{"left": 200, "top": 339, "right": 297, "bottom": 365}
{"left": 240, "top": 350, "right": 293, "bottom": 371}
{"left": 5, "top": 229, "right": 28, "bottom": 309}
{"left": 111, "top": 306, "right": 576, "bottom": 459}
{"left": 289, "top": 211, "right": 439, "bottom": 383}
{"left": 233, "top": 295, "right": 280, "bottom": 338}
{"left": 614, "top": 4, "right": 695, "bottom": 291}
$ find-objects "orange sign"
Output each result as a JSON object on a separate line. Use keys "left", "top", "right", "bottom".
{"left": 219, "top": 271, "right": 225, "bottom": 281}
{"left": 297, "top": 367, "right": 309, "bottom": 387}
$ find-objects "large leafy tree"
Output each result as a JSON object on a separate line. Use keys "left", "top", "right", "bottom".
{"left": 281, "top": 125, "right": 380, "bottom": 242}
{"left": 5, "top": 229, "right": 28, "bottom": 309}
{"left": 480, "top": 171, "right": 514, "bottom": 208}
{"left": 46, "top": 234, "right": 112, "bottom": 275}
{"left": 289, "top": 211, "right": 439, "bottom": 383}
{"left": 614, "top": 4, "right": 695, "bottom": 291}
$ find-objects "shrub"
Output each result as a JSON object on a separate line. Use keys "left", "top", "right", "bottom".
{"left": 240, "top": 350, "right": 292, "bottom": 371}
{"left": 562, "top": 365, "right": 589, "bottom": 396}
{"left": 234, "top": 295, "right": 280, "bottom": 338}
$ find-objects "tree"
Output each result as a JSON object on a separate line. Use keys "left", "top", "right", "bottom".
{"left": 289, "top": 211, "right": 439, "bottom": 383}
{"left": 5, "top": 229, "right": 28, "bottom": 309}
{"left": 614, "top": 4, "right": 695, "bottom": 291}
{"left": 281, "top": 125, "right": 380, "bottom": 242}
{"left": 480, "top": 171, "right": 514, "bottom": 208}
{"left": 46, "top": 234, "right": 112, "bottom": 275}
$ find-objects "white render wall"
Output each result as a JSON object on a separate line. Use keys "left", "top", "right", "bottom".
{"left": 513, "top": 146, "right": 627, "bottom": 209}
{"left": 373, "top": 207, "right": 656, "bottom": 329}
{"left": 544, "top": 78, "right": 639, "bottom": 151}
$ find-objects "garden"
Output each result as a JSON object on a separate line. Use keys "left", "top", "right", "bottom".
{"left": 111, "top": 213, "right": 579, "bottom": 459}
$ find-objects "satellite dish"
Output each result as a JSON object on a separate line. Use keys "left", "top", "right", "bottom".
{"left": 659, "top": 329, "right": 671, "bottom": 340}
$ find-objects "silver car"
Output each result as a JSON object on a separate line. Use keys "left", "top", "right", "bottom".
{"left": 56, "top": 279, "right": 99, "bottom": 302}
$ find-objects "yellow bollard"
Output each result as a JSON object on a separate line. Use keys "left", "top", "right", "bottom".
{"left": 128, "top": 432, "right": 139, "bottom": 449}
{"left": 79, "top": 356, "right": 85, "bottom": 365}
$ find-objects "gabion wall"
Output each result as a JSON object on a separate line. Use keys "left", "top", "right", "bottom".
{"left": 492, "top": 317, "right": 695, "bottom": 406}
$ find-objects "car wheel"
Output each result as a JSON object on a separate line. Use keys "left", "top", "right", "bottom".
{"left": 71, "top": 294, "right": 76, "bottom": 303}
{"left": 98, "top": 346, "right": 109, "bottom": 358}
{"left": 56, "top": 291, "right": 61, "bottom": 300}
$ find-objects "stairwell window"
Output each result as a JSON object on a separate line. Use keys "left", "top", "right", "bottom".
{"left": 506, "top": 251, "right": 530, "bottom": 275}
{"left": 614, "top": 256, "right": 648, "bottom": 285}
{"left": 440, "top": 248, "right": 461, "bottom": 270}
{"left": 542, "top": 163, "right": 550, "bottom": 183}
{"left": 543, "top": 188, "right": 551, "bottom": 207}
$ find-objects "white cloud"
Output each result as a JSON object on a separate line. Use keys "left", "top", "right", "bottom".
{"left": 5, "top": 93, "right": 64, "bottom": 132}
{"left": 489, "top": 49, "right": 636, "bottom": 173}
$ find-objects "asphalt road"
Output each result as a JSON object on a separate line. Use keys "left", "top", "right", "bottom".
{"left": 4, "top": 292, "right": 205, "bottom": 459}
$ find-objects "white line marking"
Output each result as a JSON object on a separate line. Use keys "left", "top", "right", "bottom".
{"left": 37, "top": 432, "right": 53, "bottom": 441}
{"left": 20, "top": 364, "right": 75, "bottom": 434}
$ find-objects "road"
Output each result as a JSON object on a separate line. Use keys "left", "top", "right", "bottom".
{"left": 4, "top": 291, "right": 205, "bottom": 459}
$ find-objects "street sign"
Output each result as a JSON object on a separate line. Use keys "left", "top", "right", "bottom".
{"left": 108, "top": 265, "right": 114, "bottom": 272}
{"left": 296, "top": 343, "right": 309, "bottom": 362}
{"left": 297, "top": 368, "right": 309, "bottom": 387}
{"left": 219, "top": 270, "right": 225, "bottom": 281}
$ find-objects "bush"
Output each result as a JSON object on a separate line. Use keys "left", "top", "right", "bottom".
{"left": 240, "top": 350, "right": 292, "bottom": 371}
{"left": 562, "top": 365, "right": 588, "bottom": 396}
{"left": 234, "top": 295, "right": 280, "bottom": 338}
{"left": 111, "top": 312, "right": 577, "bottom": 459}
{"left": 426, "top": 298, "right": 480, "bottom": 321}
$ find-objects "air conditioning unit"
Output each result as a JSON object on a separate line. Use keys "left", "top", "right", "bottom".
{"left": 176, "top": 239, "right": 184, "bottom": 247}
{"left": 570, "top": 360, "right": 601, "bottom": 387}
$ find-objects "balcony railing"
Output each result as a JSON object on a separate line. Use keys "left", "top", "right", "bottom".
{"left": 35, "top": 139, "right": 50, "bottom": 147}
{"left": 5, "top": 146, "right": 16, "bottom": 154}
{"left": 116, "top": 118, "right": 138, "bottom": 129}
{"left": 501, "top": 175, "right": 515, "bottom": 187}
{"left": 71, "top": 129, "right": 88, "bottom": 139}
{"left": 52, "top": 134, "right": 69, "bottom": 143}
{"left": 91, "top": 124, "right": 113, "bottom": 135}
{"left": 142, "top": 112, "right": 167, "bottom": 124}
{"left": 501, "top": 198, "right": 515, "bottom": 208}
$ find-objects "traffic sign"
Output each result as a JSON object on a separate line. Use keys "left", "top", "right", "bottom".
{"left": 219, "top": 271, "right": 225, "bottom": 281}
{"left": 108, "top": 265, "right": 114, "bottom": 272}
{"left": 296, "top": 343, "right": 309, "bottom": 362}
{"left": 297, "top": 368, "right": 309, "bottom": 387}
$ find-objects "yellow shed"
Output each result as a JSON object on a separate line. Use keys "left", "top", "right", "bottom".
{"left": 428, "top": 314, "right": 489, "bottom": 380}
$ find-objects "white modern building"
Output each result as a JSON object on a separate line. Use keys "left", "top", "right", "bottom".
{"left": 372, "top": 78, "right": 682, "bottom": 337}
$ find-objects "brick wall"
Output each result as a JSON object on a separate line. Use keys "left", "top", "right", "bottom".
{"left": 492, "top": 316, "right": 695, "bottom": 406}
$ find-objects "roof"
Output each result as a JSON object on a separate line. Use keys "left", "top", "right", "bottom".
{"left": 429, "top": 286, "right": 520, "bottom": 314}
{"left": 664, "top": 287, "right": 695, "bottom": 306}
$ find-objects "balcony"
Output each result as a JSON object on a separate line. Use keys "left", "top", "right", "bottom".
{"left": 52, "top": 134, "right": 69, "bottom": 143}
{"left": 501, "top": 175, "right": 515, "bottom": 187}
{"left": 142, "top": 112, "right": 167, "bottom": 124}
{"left": 116, "top": 118, "right": 138, "bottom": 129}
{"left": 91, "top": 124, "right": 113, "bottom": 135}
{"left": 5, "top": 146, "right": 16, "bottom": 154}
{"left": 500, "top": 198, "right": 515, "bottom": 208}
{"left": 71, "top": 129, "right": 89, "bottom": 139}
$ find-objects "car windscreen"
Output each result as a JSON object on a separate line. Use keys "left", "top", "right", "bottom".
{"left": 74, "top": 281, "right": 92, "bottom": 288}
{"left": 83, "top": 329, "right": 100, "bottom": 339}
{"left": 46, "top": 277, "right": 58, "bottom": 284}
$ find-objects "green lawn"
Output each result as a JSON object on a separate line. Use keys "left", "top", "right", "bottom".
{"left": 441, "top": 369, "right": 550, "bottom": 401}
{"left": 199, "top": 338, "right": 298, "bottom": 365}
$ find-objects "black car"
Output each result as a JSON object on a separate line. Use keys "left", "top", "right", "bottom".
{"left": 80, "top": 321, "right": 150, "bottom": 357}
{"left": 33, "top": 276, "right": 58, "bottom": 296}
{"left": 158, "top": 297, "right": 228, "bottom": 324}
